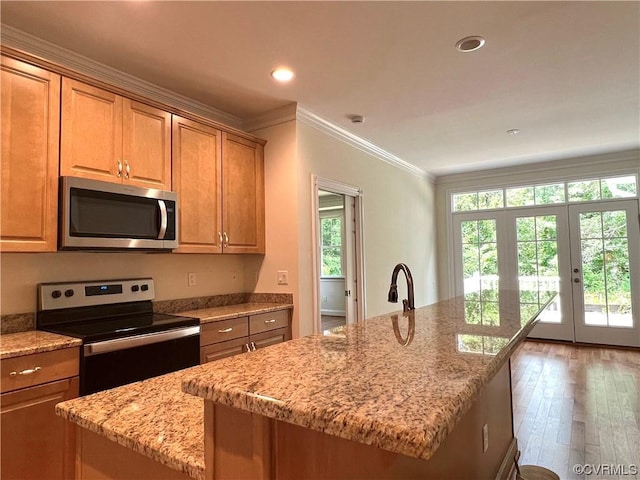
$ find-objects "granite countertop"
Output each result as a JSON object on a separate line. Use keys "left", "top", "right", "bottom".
{"left": 182, "top": 290, "right": 555, "bottom": 463}
{"left": 176, "top": 302, "right": 293, "bottom": 324}
{"left": 0, "top": 331, "right": 81, "bottom": 359}
{"left": 56, "top": 370, "right": 205, "bottom": 480}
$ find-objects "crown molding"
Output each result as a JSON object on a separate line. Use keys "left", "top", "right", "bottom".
{"left": 243, "top": 103, "right": 298, "bottom": 132}
{"left": 1, "top": 24, "right": 242, "bottom": 128}
{"left": 296, "top": 105, "right": 434, "bottom": 182}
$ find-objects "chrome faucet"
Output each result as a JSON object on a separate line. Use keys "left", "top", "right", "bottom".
{"left": 387, "top": 263, "right": 415, "bottom": 312}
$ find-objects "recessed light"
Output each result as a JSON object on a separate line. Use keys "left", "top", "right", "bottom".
{"left": 349, "top": 115, "right": 365, "bottom": 124}
{"left": 455, "top": 36, "right": 485, "bottom": 53}
{"left": 506, "top": 129, "right": 520, "bottom": 135}
{"left": 271, "top": 68, "right": 294, "bottom": 82}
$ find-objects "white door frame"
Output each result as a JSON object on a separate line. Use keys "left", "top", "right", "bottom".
{"left": 311, "top": 175, "right": 366, "bottom": 334}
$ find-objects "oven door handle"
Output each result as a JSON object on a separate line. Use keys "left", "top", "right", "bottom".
{"left": 157, "top": 200, "right": 168, "bottom": 240}
{"left": 83, "top": 326, "right": 200, "bottom": 356}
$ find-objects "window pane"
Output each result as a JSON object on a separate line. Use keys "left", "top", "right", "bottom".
{"left": 534, "top": 183, "right": 565, "bottom": 204}
{"left": 461, "top": 221, "right": 478, "bottom": 245}
{"left": 517, "top": 217, "right": 535, "bottom": 241}
{"left": 568, "top": 180, "right": 601, "bottom": 202}
{"left": 601, "top": 175, "right": 637, "bottom": 199}
{"left": 453, "top": 193, "right": 478, "bottom": 212}
{"left": 506, "top": 187, "right": 534, "bottom": 207}
{"left": 478, "top": 190, "right": 503, "bottom": 209}
{"left": 322, "top": 246, "right": 343, "bottom": 276}
{"left": 603, "top": 211, "right": 627, "bottom": 238}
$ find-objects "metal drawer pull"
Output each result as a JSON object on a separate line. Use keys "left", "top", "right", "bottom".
{"left": 10, "top": 366, "right": 42, "bottom": 377}
{"left": 264, "top": 319, "right": 277, "bottom": 324}
{"left": 218, "top": 327, "right": 233, "bottom": 333}
{"left": 250, "top": 342, "right": 257, "bottom": 351}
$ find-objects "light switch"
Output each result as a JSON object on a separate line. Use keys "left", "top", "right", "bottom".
{"left": 277, "top": 270, "right": 289, "bottom": 285}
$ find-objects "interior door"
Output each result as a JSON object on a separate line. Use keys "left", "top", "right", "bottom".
{"left": 569, "top": 200, "right": 640, "bottom": 347}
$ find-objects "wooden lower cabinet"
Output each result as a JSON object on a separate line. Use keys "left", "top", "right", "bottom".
{"left": 200, "top": 336, "right": 249, "bottom": 363}
{"left": 200, "top": 309, "right": 292, "bottom": 364}
{"left": 1, "top": 377, "right": 79, "bottom": 480}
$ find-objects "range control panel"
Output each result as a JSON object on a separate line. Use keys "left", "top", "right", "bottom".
{"left": 38, "top": 278, "right": 155, "bottom": 311}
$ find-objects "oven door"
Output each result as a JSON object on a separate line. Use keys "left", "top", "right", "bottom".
{"left": 81, "top": 326, "right": 199, "bottom": 395}
{"left": 60, "top": 176, "right": 177, "bottom": 250}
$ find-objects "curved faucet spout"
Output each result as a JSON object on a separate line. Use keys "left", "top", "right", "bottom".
{"left": 387, "top": 263, "right": 415, "bottom": 312}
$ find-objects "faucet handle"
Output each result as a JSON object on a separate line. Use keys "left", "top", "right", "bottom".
{"left": 402, "top": 299, "right": 409, "bottom": 312}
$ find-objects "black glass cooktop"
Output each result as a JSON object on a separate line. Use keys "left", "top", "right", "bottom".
{"left": 40, "top": 312, "right": 199, "bottom": 343}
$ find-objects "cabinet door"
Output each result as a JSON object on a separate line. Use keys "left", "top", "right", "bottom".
{"left": 123, "top": 99, "right": 171, "bottom": 190}
{"left": 200, "top": 337, "right": 249, "bottom": 364}
{"left": 251, "top": 327, "right": 290, "bottom": 350}
{"left": 172, "top": 116, "right": 223, "bottom": 253}
{"left": 61, "top": 78, "right": 122, "bottom": 182}
{"left": 221, "top": 132, "right": 265, "bottom": 254}
{"left": 1, "top": 377, "right": 79, "bottom": 480}
{"left": 1, "top": 56, "right": 60, "bottom": 252}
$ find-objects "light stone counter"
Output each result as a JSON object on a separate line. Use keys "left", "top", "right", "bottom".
{"left": 175, "top": 302, "right": 293, "bottom": 325}
{"left": 56, "top": 370, "right": 205, "bottom": 480}
{"left": 0, "top": 330, "right": 81, "bottom": 359}
{"left": 182, "top": 290, "right": 555, "bottom": 464}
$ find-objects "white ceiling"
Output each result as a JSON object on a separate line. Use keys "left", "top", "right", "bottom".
{"left": 2, "top": 1, "right": 639, "bottom": 176}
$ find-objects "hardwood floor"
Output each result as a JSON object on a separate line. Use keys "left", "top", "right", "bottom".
{"left": 511, "top": 341, "right": 640, "bottom": 480}
{"left": 321, "top": 315, "right": 346, "bottom": 331}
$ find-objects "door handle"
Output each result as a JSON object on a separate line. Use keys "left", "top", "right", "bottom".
{"left": 573, "top": 278, "right": 581, "bottom": 283}
{"left": 157, "top": 200, "right": 168, "bottom": 239}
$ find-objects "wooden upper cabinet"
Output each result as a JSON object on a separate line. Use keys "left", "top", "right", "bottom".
{"left": 123, "top": 99, "right": 171, "bottom": 189}
{"left": 222, "top": 132, "right": 265, "bottom": 254}
{"left": 172, "top": 116, "right": 222, "bottom": 253}
{"left": 1, "top": 56, "right": 60, "bottom": 252}
{"left": 61, "top": 78, "right": 171, "bottom": 190}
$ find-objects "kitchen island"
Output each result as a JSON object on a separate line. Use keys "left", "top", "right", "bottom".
{"left": 56, "top": 290, "right": 555, "bottom": 479}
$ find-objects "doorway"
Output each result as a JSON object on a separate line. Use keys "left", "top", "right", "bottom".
{"left": 453, "top": 200, "right": 640, "bottom": 347}
{"left": 312, "top": 177, "right": 365, "bottom": 335}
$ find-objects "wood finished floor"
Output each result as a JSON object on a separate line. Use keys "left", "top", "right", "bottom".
{"left": 511, "top": 341, "right": 640, "bottom": 480}
{"left": 321, "top": 315, "right": 346, "bottom": 331}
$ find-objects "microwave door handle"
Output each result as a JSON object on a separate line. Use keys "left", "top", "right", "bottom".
{"left": 158, "top": 200, "right": 168, "bottom": 239}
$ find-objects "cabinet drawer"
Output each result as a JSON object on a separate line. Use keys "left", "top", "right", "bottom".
{"left": 201, "top": 317, "right": 249, "bottom": 346}
{"left": 1, "top": 347, "right": 79, "bottom": 394}
{"left": 200, "top": 337, "right": 249, "bottom": 364}
{"left": 251, "top": 327, "right": 290, "bottom": 350}
{"left": 250, "top": 310, "right": 290, "bottom": 335}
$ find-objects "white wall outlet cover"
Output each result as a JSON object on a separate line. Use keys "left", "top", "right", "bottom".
{"left": 188, "top": 272, "right": 197, "bottom": 286}
{"left": 277, "top": 270, "right": 289, "bottom": 285}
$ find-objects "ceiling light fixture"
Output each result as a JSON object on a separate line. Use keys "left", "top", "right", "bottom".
{"left": 348, "top": 114, "right": 365, "bottom": 124}
{"left": 506, "top": 128, "right": 520, "bottom": 135}
{"left": 271, "top": 68, "right": 294, "bottom": 82}
{"left": 455, "top": 36, "right": 485, "bottom": 53}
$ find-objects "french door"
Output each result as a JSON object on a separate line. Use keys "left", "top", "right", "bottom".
{"left": 453, "top": 200, "right": 640, "bottom": 347}
{"left": 569, "top": 201, "right": 640, "bottom": 347}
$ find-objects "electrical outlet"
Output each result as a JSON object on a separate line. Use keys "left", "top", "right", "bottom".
{"left": 482, "top": 424, "right": 489, "bottom": 453}
{"left": 188, "top": 272, "right": 197, "bottom": 287}
{"left": 277, "top": 270, "right": 289, "bottom": 285}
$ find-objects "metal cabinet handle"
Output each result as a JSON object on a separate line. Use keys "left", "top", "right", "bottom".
{"left": 218, "top": 232, "right": 223, "bottom": 245}
{"left": 218, "top": 327, "right": 233, "bottom": 333}
{"left": 9, "top": 366, "right": 41, "bottom": 377}
{"left": 117, "top": 160, "right": 123, "bottom": 178}
{"left": 244, "top": 343, "right": 251, "bottom": 352}
{"left": 250, "top": 342, "right": 257, "bottom": 351}
{"left": 222, "top": 232, "right": 229, "bottom": 247}
{"left": 264, "top": 319, "right": 276, "bottom": 324}
{"left": 124, "top": 160, "right": 131, "bottom": 179}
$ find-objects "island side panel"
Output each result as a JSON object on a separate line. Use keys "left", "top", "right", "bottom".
{"left": 205, "top": 360, "right": 516, "bottom": 479}
{"left": 75, "top": 428, "right": 193, "bottom": 480}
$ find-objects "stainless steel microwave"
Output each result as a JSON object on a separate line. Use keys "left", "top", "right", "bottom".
{"left": 59, "top": 177, "right": 178, "bottom": 251}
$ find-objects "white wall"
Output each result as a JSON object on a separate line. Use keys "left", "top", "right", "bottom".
{"left": 0, "top": 252, "right": 255, "bottom": 315}
{"left": 296, "top": 121, "right": 438, "bottom": 336}
{"left": 248, "top": 120, "right": 302, "bottom": 337}
{"left": 434, "top": 149, "right": 640, "bottom": 300}
{"left": 320, "top": 278, "right": 346, "bottom": 316}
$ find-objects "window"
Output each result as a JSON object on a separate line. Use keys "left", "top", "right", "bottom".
{"left": 321, "top": 215, "right": 343, "bottom": 276}
{"left": 452, "top": 175, "right": 638, "bottom": 213}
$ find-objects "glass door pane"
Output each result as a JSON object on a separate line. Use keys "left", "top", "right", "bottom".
{"left": 508, "top": 207, "right": 573, "bottom": 341}
{"left": 569, "top": 200, "right": 640, "bottom": 347}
